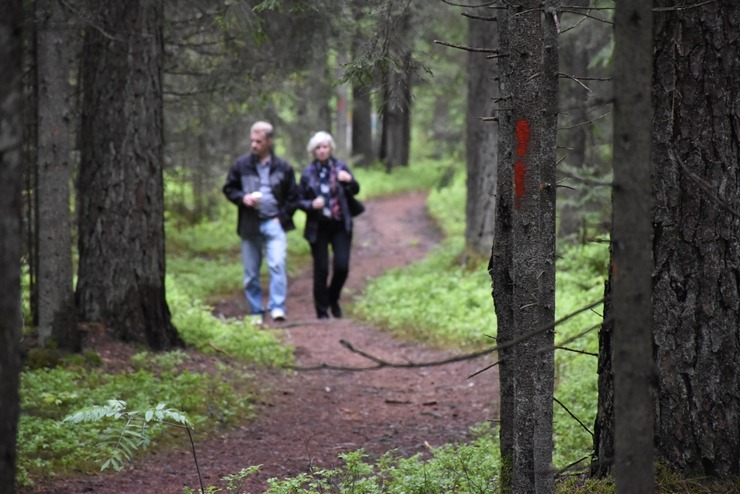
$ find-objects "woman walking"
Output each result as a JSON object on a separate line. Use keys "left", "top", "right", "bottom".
{"left": 298, "top": 131, "right": 362, "bottom": 319}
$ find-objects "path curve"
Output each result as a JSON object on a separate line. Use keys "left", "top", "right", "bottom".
{"left": 25, "top": 192, "right": 500, "bottom": 494}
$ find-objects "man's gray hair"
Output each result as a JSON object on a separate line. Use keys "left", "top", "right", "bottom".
{"left": 306, "top": 131, "right": 336, "bottom": 156}
{"left": 251, "top": 121, "right": 274, "bottom": 138}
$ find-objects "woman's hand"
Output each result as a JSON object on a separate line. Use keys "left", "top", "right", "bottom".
{"left": 312, "top": 197, "right": 326, "bottom": 209}
{"left": 337, "top": 170, "right": 352, "bottom": 182}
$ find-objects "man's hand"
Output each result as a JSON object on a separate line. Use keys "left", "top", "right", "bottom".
{"left": 243, "top": 192, "right": 260, "bottom": 208}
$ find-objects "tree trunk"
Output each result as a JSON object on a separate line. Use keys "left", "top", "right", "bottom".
{"left": 77, "top": 0, "right": 182, "bottom": 350}
{"left": 557, "top": 0, "right": 597, "bottom": 240}
{"left": 651, "top": 0, "right": 740, "bottom": 476}
{"left": 495, "top": 2, "right": 558, "bottom": 492}
{"left": 593, "top": 270, "right": 615, "bottom": 477}
{"left": 349, "top": 8, "right": 374, "bottom": 167}
{"left": 0, "top": 0, "right": 24, "bottom": 489}
{"left": 351, "top": 79, "right": 373, "bottom": 166}
{"left": 334, "top": 51, "right": 350, "bottom": 159}
{"left": 379, "top": 9, "right": 412, "bottom": 170}
{"left": 35, "top": 0, "right": 79, "bottom": 351}
{"left": 491, "top": 6, "right": 515, "bottom": 488}
{"left": 611, "top": 1, "right": 655, "bottom": 491}
{"left": 465, "top": 8, "right": 499, "bottom": 258}
{"left": 380, "top": 64, "right": 411, "bottom": 170}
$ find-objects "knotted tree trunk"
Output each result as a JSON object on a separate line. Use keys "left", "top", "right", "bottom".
{"left": 77, "top": 0, "right": 181, "bottom": 350}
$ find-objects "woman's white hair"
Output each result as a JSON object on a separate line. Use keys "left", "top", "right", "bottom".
{"left": 306, "top": 131, "right": 336, "bottom": 156}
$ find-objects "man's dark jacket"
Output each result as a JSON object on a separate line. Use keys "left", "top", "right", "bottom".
{"left": 223, "top": 152, "right": 299, "bottom": 238}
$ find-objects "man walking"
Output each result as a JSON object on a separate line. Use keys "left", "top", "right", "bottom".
{"left": 223, "top": 121, "right": 298, "bottom": 323}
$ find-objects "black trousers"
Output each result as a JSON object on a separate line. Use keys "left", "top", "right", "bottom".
{"left": 310, "top": 220, "right": 352, "bottom": 317}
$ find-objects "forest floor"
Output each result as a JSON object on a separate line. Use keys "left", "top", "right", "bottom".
{"left": 23, "top": 192, "right": 500, "bottom": 494}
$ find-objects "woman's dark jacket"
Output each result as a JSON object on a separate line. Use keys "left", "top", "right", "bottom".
{"left": 297, "top": 157, "right": 360, "bottom": 244}
{"left": 223, "top": 152, "right": 299, "bottom": 238}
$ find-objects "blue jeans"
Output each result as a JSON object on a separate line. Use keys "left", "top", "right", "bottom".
{"left": 241, "top": 218, "right": 287, "bottom": 315}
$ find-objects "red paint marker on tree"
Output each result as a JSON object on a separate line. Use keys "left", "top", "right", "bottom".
{"left": 514, "top": 118, "right": 530, "bottom": 209}
{"left": 515, "top": 118, "right": 530, "bottom": 157}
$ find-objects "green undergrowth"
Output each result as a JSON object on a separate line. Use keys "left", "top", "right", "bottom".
{"left": 352, "top": 159, "right": 452, "bottom": 198}
{"left": 18, "top": 158, "right": 614, "bottom": 491}
{"left": 353, "top": 166, "right": 609, "bottom": 479}
{"left": 17, "top": 350, "right": 254, "bottom": 486}
{"left": 189, "top": 423, "right": 501, "bottom": 494}
{"left": 16, "top": 160, "right": 449, "bottom": 489}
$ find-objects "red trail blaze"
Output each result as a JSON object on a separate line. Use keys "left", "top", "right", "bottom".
{"left": 515, "top": 118, "right": 530, "bottom": 157}
{"left": 514, "top": 160, "right": 526, "bottom": 209}
{"left": 514, "top": 118, "right": 530, "bottom": 209}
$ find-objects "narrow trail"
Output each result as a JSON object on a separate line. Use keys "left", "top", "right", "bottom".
{"left": 26, "top": 192, "right": 500, "bottom": 494}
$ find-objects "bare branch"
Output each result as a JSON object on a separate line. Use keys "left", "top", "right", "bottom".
{"left": 440, "top": 0, "right": 505, "bottom": 8}
{"left": 433, "top": 39, "right": 499, "bottom": 54}
{"left": 468, "top": 299, "right": 605, "bottom": 378}
{"left": 557, "top": 168, "right": 612, "bottom": 187}
{"left": 462, "top": 12, "right": 497, "bottom": 21}
{"left": 552, "top": 455, "right": 591, "bottom": 478}
{"left": 654, "top": 0, "right": 719, "bottom": 12}
{"left": 287, "top": 299, "right": 605, "bottom": 376}
{"left": 558, "top": 72, "right": 593, "bottom": 92}
{"left": 554, "top": 346, "right": 598, "bottom": 357}
{"left": 285, "top": 339, "right": 496, "bottom": 373}
{"left": 554, "top": 396, "right": 594, "bottom": 436}
{"left": 560, "top": 9, "right": 614, "bottom": 24}
{"left": 558, "top": 111, "right": 610, "bottom": 130}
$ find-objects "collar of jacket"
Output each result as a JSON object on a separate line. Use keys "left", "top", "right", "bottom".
{"left": 250, "top": 152, "right": 275, "bottom": 170}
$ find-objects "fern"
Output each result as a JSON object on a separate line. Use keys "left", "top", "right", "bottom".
{"left": 64, "top": 400, "right": 193, "bottom": 471}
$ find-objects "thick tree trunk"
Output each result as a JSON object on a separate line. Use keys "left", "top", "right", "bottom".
{"left": 494, "top": 2, "right": 558, "bottom": 492}
{"left": 36, "top": 0, "right": 79, "bottom": 350}
{"left": 0, "top": 0, "right": 24, "bottom": 489}
{"left": 651, "top": 0, "right": 740, "bottom": 475}
{"left": 611, "top": 1, "right": 655, "bottom": 491}
{"left": 77, "top": 0, "right": 181, "bottom": 350}
{"left": 465, "top": 8, "right": 499, "bottom": 258}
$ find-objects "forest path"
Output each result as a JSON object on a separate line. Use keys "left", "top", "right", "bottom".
{"left": 27, "top": 192, "right": 500, "bottom": 494}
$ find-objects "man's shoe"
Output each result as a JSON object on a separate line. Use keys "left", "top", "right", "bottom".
{"left": 270, "top": 308, "right": 286, "bottom": 321}
{"left": 250, "top": 314, "right": 264, "bottom": 326}
{"left": 330, "top": 302, "right": 342, "bottom": 318}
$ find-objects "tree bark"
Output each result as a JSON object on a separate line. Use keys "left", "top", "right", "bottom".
{"left": 36, "top": 0, "right": 79, "bottom": 351}
{"left": 491, "top": 5, "right": 515, "bottom": 489}
{"left": 380, "top": 63, "right": 411, "bottom": 170}
{"left": 465, "top": 7, "right": 499, "bottom": 258}
{"left": 0, "top": 0, "right": 24, "bottom": 489}
{"left": 351, "top": 80, "right": 373, "bottom": 166}
{"left": 77, "top": 0, "right": 182, "bottom": 350}
{"left": 334, "top": 51, "right": 350, "bottom": 159}
{"left": 495, "top": 2, "right": 558, "bottom": 492}
{"left": 350, "top": 14, "right": 374, "bottom": 167}
{"left": 611, "top": 1, "right": 655, "bottom": 491}
{"left": 651, "top": 0, "right": 740, "bottom": 476}
{"left": 379, "top": 9, "right": 412, "bottom": 170}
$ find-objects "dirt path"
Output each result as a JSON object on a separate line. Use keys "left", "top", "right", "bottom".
{"left": 26, "top": 192, "right": 500, "bottom": 494}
